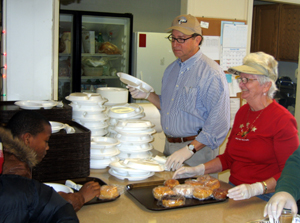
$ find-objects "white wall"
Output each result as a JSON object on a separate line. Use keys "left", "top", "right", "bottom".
{"left": 182, "top": 0, "right": 249, "bottom": 20}
{"left": 5, "top": 0, "right": 58, "bottom": 100}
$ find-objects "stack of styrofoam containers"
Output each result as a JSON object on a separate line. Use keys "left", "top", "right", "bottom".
{"left": 66, "top": 92, "right": 109, "bottom": 138}
{"left": 66, "top": 92, "right": 121, "bottom": 170}
{"left": 114, "top": 119, "right": 156, "bottom": 160}
{"left": 89, "top": 137, "right": 120, "bottom": 169}
{"left": 107, "top": 103, "right": 145, "bottom": 138}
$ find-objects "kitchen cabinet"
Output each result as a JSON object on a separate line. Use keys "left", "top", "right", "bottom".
{"left": 251, "top": 3, "right": 300, "bottom": 62}
{"left": 58, "top": 10, "right": 133, "bottom": 101}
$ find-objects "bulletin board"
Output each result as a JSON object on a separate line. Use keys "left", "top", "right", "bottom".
{"left": 196, "top": 17, "right": 247, "bottom": 37}
{"left": 196, "top": 17, "right": 247, "bottom": 114}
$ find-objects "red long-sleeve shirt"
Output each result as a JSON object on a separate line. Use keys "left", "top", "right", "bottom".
{"left": 219, "top": 100, "right": 299, "bottom": 185}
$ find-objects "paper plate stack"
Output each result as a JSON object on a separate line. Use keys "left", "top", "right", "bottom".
{"left": 90, "top": 137, "right": 120, "bottom": 169}
{"left": 66, "top": 92, "right": 109, "bottom": 138}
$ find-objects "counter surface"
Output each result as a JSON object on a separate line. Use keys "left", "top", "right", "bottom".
{"left": 76, "top": 167, "right": 267, "bottom": 223}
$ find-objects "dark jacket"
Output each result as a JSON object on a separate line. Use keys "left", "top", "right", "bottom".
{"left": 0, "top": 128, "right": 79, "bottom": 222}
{"left": 0, "top": 174, "right": 79, "bottom": 223}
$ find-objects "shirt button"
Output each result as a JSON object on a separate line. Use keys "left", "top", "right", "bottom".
{"left": 172, "top": 99, "right": 174, "bottom": 101}
{"left": 187, "top": 68, "right": 190, "bottom": 71}
{"left": 176, "top": 85, "right": 178, "bottom": 87}
{"left": 166, "top": 127, "right": 169, "bottom": 130}
{"left": 167, "top": 112, "right": 169, "bottom": 115}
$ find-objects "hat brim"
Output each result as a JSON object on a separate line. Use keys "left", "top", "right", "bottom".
{"left": 166, "top": 26, "right": 194, "bottom": 35}
{"left": 228, "top": 65, "right": 265, "bottom": 76}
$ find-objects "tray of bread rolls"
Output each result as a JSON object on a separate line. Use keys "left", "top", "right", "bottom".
{"left": 126, "top": 175, "right": 230, "bottom": 211}
{"left": 49, "top": 177, "right": 120, "bottom": 205}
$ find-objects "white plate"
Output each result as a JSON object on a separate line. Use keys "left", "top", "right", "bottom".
{"left": 115, "top": 134, "right": 154, "bottom": 143}
{"left": 115, "top": 128, "right": 156, "bottom": 135}
{"left": 109, "top": 161, "right": 151, "bottom": 176}
{"left": 91, "top": 128, "right": 109, "bottom": 137}
{"left": 90, "top": 149, "right": 120, "bottom": 159}
{"left": 70, "top": 102, "right": 106, "bottom": 111}
{"left": 50, "top": 121, "right": 65, "bottom": 133}
{"left": 116, "top": 142, "right": 153, "bottom": 152}
{"left": 91, "top": 137, "right": 120, "bottom": 149}
{"left": 90, "top": 157, "right": 119, "bottom": 169}
{"left": 72, "top": 111, "right": 108, "bottom": 120}
{"left": 44, "top": 183, "right": 74, "bottom": 193}
{"left": 115, "top": 120, "right": 154, "bottom": 130}
{"left": 117, "top": 151, "right": 152, "bottom": 160}
{"left": 74, "top": 119, "right": 108, "bottom": 127}
{"left": 108, "top": 103, "right": 144, "bottom": 119}
{"left": 66, "top": 92, "right": 107, "bottom": 105}
{"left": 108, "top": 168, "right": 154, "bottom": 181}
{"left": 117, "top": 72, "right": 154, "bottom": 93}
{"left": 122, "top": 158, "right": 164, "bottom": 172}
{"left": 91, "top": 146, "right": 119, "bottom": 155}
{"left": 15, "top": 100, "right": 58, "bottom": 110}
{"left": 73, "top": 115, "right": 109, "bottom": 122}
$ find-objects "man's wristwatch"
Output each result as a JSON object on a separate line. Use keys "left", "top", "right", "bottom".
{"left": 187, "top": 143, "right": 197, "bottom": 154}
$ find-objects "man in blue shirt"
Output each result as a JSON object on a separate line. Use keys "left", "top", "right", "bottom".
{"left": 129, "top": 14, "right": 230, "bottom": 172}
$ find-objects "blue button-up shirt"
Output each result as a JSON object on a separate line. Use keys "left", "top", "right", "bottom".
{"left": 159, "top": 49, "right": 230, "bottom": 149}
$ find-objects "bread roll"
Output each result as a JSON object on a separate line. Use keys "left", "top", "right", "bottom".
{"left": 212, "top": 188, "right": 228, "bottom": 200}
{"left": 173, "top": 184, "right": 194, "bottom": 198}
{"left": 99, "top": 185, "right": 119, "bottom": 200}
{"left": 197, "top": 174, "right": 214, "bottom": 183}
{"left": 193, "top": 186, "right": 213, "bottom": 200}
{"left": 164, "top": 179, "right": 180, "bottom": 189}
{"left": 161, "top": 194, "right": 185, "bottom": 208}
{"left": 185, "top": 179, "right": 205, "bottom": 187}
{"left": 153, "top": 186, "right": 175, "bottom": 200}
{"left": 204, "top": 178, "right": 221, "bottom": 190}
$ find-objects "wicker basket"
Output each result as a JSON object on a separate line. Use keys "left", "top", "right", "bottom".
{"left": 0, "top": 101, "right": 72, "bottom": 124}
{"left": 32, "top": 121, "right": 91, "bottom": 182}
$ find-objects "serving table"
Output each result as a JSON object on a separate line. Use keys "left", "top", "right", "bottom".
{"left": 76, "top": 151, "right": 267, "bottom": 223}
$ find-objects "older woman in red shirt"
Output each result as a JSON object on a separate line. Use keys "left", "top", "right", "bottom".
{"left": 173, "top": 52, "right": 299, "bottom": 201}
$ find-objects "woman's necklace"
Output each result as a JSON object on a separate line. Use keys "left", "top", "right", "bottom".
{"left": 238, "top": 108, "right": 264, "bottom": 138}
{"left": 246, "top": 108, "right": 264, "bottom": 132}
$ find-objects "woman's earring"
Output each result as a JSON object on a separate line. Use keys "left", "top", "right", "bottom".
{"left": 263, "top": 92, "right": 267, "bottom": 96}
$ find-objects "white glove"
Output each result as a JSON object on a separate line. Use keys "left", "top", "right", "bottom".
{"left": 165, "top": 146, "right": 193, "bottom": 171}
{"left": 227, "top": 182, "right": 263, "bottom": 200}
{"left": 172, "top": 164, "right": 205, "bottom": 179}
{"left": 127, "top": 86, "right": 150, "bottom": 99}
{"left": 264, "top": 192, "right": 297, "bottom": 223}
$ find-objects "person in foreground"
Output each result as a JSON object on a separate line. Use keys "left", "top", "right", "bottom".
{"left": 264, "top": 146, "right": 300, "bottom": 222}
{"left": 1, "top": 110, "right": 101, "bottom": 212}
{"left": 0, "top": 125, "right": 79, "bottom": 222}
{"left": 173, "top": 52, "right": 299, "bottom": 201}
{"left": 128, "top": 14, "right": 230, "bottom": 172}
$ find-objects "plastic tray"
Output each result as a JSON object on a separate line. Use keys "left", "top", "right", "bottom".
{"left": 126, "top": 178, "right": 229, "bottom": 211}
{"left": 49, "top": 177, "right": 120, "bottom": 205}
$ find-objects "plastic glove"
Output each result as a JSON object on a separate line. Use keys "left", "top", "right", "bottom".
{"left": 165, "top": 146, "right": 193, "bottom": 171}
{"left": 127, "top": 86, "right": 150, "bottom": 99}
{"left": 264, "top": 192, "right": 297, "bottom": 223}
{"left": 227, "top": 182, "right": 263, "bottom": 200}
{"left": 172, "top": 164, "right": 205, "bottom": 179}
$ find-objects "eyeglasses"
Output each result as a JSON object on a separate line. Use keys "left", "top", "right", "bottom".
{"left": 236, "top": 77, "right": 258, "bottom": 84}
{"left": 167, "top": 34, "right": 194, "bottom": 43}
